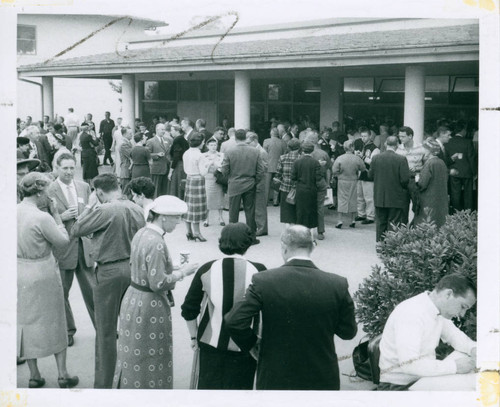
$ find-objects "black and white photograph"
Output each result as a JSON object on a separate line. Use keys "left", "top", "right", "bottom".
{"left": 1, "top": 0, "right": 499, "bottom": 406}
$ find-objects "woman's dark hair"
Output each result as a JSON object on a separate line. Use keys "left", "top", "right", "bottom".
{"left": 218, "top": 223, "right": 254, "bottom": 255}
{"left": 126, "top": 177, "right": 156, "bottom": 199}
{"left": 134, "top": 133, "right": 144, "bottom": 143}
{"left": 189, "top": 132, "right": 203, "bottom": 147}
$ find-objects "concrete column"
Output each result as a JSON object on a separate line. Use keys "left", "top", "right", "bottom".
{"left": 403, "top": 66, "right": 425, "bottom": 144}
{"left": 121, "top": 74, "right": 135, "bottom": 129}
{"left": 41, "top": 76, "right": 54, "bottom": 120}
{"left": 234, "top": 71, "right": 250, "bottom": 129}
{"left": 320, "top": 75, "right": 342, "bottom": 129}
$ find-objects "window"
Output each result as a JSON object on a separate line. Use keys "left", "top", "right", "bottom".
{"left": 17, "top": 25, "right": 36, "bottom": 55}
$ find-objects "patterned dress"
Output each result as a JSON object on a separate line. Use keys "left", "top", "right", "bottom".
{"left": 113, "top": 225, "right": 176, "bottom": 389}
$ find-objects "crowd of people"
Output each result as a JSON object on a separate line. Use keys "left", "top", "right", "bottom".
{"left": 16, "top": 108, "right": 479, "bottom": 390}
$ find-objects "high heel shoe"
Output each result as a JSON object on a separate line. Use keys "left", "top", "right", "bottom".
{"left": 29, "top": 377, "right": 46, "bottom": 388}
{"left": 335, "top": 223, "right": 343, "bottom": 229}
{"left": 186, "top": 233, "right": 194, "bottom": 241}
{"left": 349, "top": 222, "right": 356, "bottom": 228}
{"left": 192, "top": 234, "right": 207, "bottom": 242}
{"left": 58, "top": 376, "right": 79, "bottom": 388}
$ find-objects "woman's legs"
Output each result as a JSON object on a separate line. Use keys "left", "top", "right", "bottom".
{"left": 185, "top": 221, "right": 193, "bottom": 235}
{"left": 27, "top": 359, "right": 42, "bottom": 380}
{"left": 204, "top": 211, "right": 211, "bottom": 226}
{"left": 336, "top": 211, "right": 343, "bottom": 226}
{"left": 218, "top": 209, "right": 224, "bottom": 224}
{"left": 54, "top": 349, "right": 69, "bottom": 378}
{"left": 192, "top": 222, "right": 201, "bottom": 235}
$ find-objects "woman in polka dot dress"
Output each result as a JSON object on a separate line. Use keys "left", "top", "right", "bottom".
{"left": 113, "top": 196, "right": 198, "bottom": 389}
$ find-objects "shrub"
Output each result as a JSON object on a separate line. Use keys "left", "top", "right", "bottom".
{"left": 354, "top": 210, "right": 477, "bottom": 340}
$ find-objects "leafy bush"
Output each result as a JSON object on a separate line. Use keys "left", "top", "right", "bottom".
{"left": 354, "top": 210, "right": 477, "bottom": 340}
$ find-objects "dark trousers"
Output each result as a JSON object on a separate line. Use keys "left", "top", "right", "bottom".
{"left": 375, "top": 207, "right": 405, "bottom": 242}
{"left": 449, "top": 176, "right": 473, "bottom": 212}
{"left": 317, "top": 189, "right": 326, "bottom": 234}
{"left": 255, "top": 178, "right": 268, "bottom": 234}
{"left": 229, "top": 187, "right": 257, "bottom": 235}
{"left": 59, "top": 241, "right": 96, "bottom": 337}
{"left": 198, "top": 343, "right": 256, "bottom": 389}
{"left": 93, "top": 259, "right": 130, "bottom": 389}
{"left": 103, "top": 135, "right": 113, "bottom": 164}
{"left": 151, "top": 173, "right": 170, "bottom": 197}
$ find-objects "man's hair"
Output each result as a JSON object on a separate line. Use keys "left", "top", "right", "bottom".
{"left": 437, "top": 125, "right": 451, "bottom": 136}
{"left": 386, "top": 135, "right": 399, "bottom": 148}
{"left": 358, "top": 126, "right": 370, "bottom": 135}
{"left": 105, "top": 111, "right": 110, "bottom": 115}
{"left": 56, "top": 152, "right": 76, "bottom": 167}
{"left": 214, "top": 126, "right": 225, "bottom": 134}
{"left": 93, "top": 173, "right": 120, "bottom": 193}
{"left": 235, "top": 129, "right": 247, "bottom": 141}
{"left": 196, "top": 118, "right": 206, "bottom": 128}
{"left": 189, "top": 133, "right": 203, "bottom": 147}
{"left": 156, "top": 123, "right": 166, "bottom": 133}
{"left": 398, "top": 126, "right": 414, "bottom": 137}
{"left": 281, "top": 225, "right": 314, "bottom": 252}
{"left": 86, "top": 113, "right": 92, "bottom": 119}
{"left": 26, "top": 125, "right": 40, "bottom": 137}
{"left": 134, "top": 133, "right": 144, "bottom": 143}
{"left": 246, "top": 132, "right": 259, "bottom": 144}
{"left": 435, "top": 274, "right": 476, "bottom": 298}
{"left": 53, "top": 123, "right": 63, "bottom": 132}
{"left": 182, "top": 118, "right": 194, "bottom": 128}
{"left": 68, "top": 108, "right": 74, "bottom": 112}
{"left": 270, "top": 128, "right": 279, "bottom": 138}
{"left": 228, "top": 127, "right": 236, "bottom": 137}
{"left": 304, "top": 131, "right": 319, "bottom": 145}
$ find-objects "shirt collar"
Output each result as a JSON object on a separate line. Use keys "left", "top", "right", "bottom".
{"left": 146, "top": 223, "right": 164, "bottom": 236}
{"left": 288, "top": 255, "right": 312, "bottom": 261}
{"left": 423, "top": 291, "right": 440, "bottom": 316}
{"left": 57, "top": 177, "right": 74, "bottom": 190}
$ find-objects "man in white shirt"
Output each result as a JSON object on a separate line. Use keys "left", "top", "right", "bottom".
{"left": 378, "top": 274, "right": 476, "bottom": 390}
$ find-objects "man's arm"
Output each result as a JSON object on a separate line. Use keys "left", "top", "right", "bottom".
{"left": 224, "top": 280, "right": 263, "bottom": 352}
{"left": 71, "top": 205, "right": 110, "bottom": 238}
{"left": 255, "top": 151, "right": 265, "bottom": 184}
{"left": 335, "top": 279, "right": 358, "bottom": 340}
{"left": 441, "top": 319, "right": 476, "bottom": 356}
{"left": 399, "top": 157, "right": 410, "bottom": 188}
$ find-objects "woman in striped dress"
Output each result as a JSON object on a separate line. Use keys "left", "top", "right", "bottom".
{"left": 181, "top": 223, "right": 266, "bottom": 389}
{"left": 182, "top": 133, "right": 209, "bottom": 242}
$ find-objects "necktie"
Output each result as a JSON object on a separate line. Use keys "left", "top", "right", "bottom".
{"left": 67, "top": 185, "right": 77, "bottom": 211}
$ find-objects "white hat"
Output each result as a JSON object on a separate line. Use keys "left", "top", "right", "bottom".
{"left": 147, "top": 195, "right": 187, "bottom": 217}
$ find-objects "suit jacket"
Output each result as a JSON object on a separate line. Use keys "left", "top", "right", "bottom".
{"left": 445, "top": 135, "right": 477, "bottom": 179}
{"left": 146, "top": 136, "right": 170, "bottom": 175}
{"left": 369, "top": 150, "right": 410, "bottom": 209}
{"left": 47, "top": 179, "right": 92, "bottom": 269}
{"left": 263, "top": 137, "right": 287, "bottom": 173}
{"left": 220, "top": 143, "right": 265, "bottom": 197}
{"left": 225, "top": 259, "right": 357, "bottom": 390}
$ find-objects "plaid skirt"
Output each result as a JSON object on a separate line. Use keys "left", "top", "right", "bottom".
{"left": 183, "top": 175, "right": 208, "bottom": 222}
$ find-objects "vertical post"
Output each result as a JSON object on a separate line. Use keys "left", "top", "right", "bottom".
{"left": 121, "top": 74, "right": 135, "bottom": 129}
{"left": 42, "top": 76, "right": 54, "bottom": 120}
{"left": 403, "top": 66, "right": 425, "bottom": 144}
{"left": 320, "top": 75, "right": 342, "bottom": 129}
{"left": 234, "top": 71, "right": 251, "bottom": 129}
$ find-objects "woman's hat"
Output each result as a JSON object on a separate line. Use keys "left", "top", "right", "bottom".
{"left": 287, "top": 138, "right": 301, "bottom": 151}
{"left": 148, "top": 195, "right": 188, "bottom": 216}
{"left": 17, "top": 157, "right": 41, "bottom": 171}
{"left": 423, "top": 137, "right": 441, "bottom": 155}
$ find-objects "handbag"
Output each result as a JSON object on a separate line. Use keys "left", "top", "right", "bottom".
{"left": 352, "top": 335, "right": 382, "bottom": 384}
{"left": 324, "top": 187, "right": 333, "bottom": 206}
{"left": 285, "top": 188, "right": 296, "bottom": 205}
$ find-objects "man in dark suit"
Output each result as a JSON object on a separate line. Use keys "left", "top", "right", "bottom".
{"left": 26, "top": 125, "right": 52, "bottom": 171}
{"left": 47, "top": 153, "right": 95, "bottom": 347}
{"left": 263, "top": 128, "right": 287, "bottom": 206}
{"left": 369, "top": 135, "right": 410, "bottom": 242}
{"left": 146, "top": 123, "right": 171, "bottom": 197}
{"left": 196, "top": 118, "right": 212, "bottom": 145}
{"left": 99, "top": 111, "right": 115, "bottom": 165}
{"left": 220, "top": 129, "right": 265, "bottom": 245}
{"left": 446, "top": 122, "right": 477, "bottom": 212}
{"left": 225, "top": 225, "right": 357, "bottom": 390}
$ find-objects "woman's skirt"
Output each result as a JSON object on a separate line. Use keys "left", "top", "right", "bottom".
{"left": 296, "top": 186, "right": 318, "bottom": 229}
{"left": 113, "top": 288, "right": 173, "bottom": 389}
{"left": 204, "top": 174, "right": 224, "bottom": 210}
{"left": 17, "top": 254, "right": 67, "bottom": 359}
{"left": 81, "top": 148, "right": 99, "bottom": 180}
{"left": 337, "top": 179, "right": 358, "bottom": 213}
{"left": 131, "top": 164, "right": 151, "bottom": 179}
{"left": 183, "top": 175, "right": 208, "bottom": 223}
{"left": 279, "top": 190, "right": 296, "bottom": 224}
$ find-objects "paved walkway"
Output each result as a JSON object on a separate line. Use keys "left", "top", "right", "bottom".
{"left": 17, "top": 155, "right": 379, "bottom": 390}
